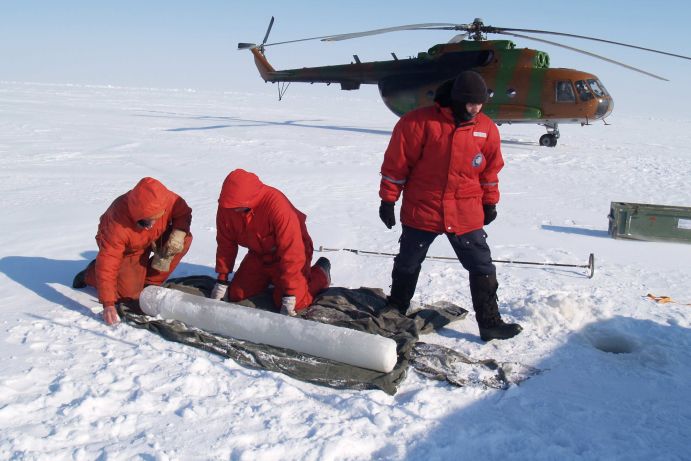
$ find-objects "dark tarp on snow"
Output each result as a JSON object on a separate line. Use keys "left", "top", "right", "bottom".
{"left": 119, "top": 276, "right": 535, "bottom": 394}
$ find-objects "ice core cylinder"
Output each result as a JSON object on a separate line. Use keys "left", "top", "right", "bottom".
{"left": 139, "top": 286, "right": 398, "bottom": 373}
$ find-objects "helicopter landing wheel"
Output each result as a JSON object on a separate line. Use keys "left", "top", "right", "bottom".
{"left": 539, "top": 134, "right": 558, "bottom": 147}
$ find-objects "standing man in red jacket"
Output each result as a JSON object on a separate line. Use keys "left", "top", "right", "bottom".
{"left": 72, "top": 177, "right": 193, "bottom": 326}
{"left": 211, "top": 169, "right": 331, "bottom": 316}
{"left": 378, "top": 71, "right": 522, "bottom": 341}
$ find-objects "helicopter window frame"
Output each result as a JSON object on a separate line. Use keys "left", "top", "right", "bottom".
{"left": 574, "top": 80, "right": 594, "bottom": 101}
{"left": 587, "top": 79, "right": 607, "bottom": 97}
{"left": 555, "top": 81, "right": 576, "bottom": 103}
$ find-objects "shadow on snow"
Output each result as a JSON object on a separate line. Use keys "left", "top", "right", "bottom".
{"left": 135, "top": 110, "right": 542, "bottom": 145}
{"left": 134, "top": 110, "right": 393, "bottom": 136}
{"left": 400, "top": 315, "right": 691, "bottom": 460}
{"left": 541, "top": 225, "right": 610, "bottom": 238}
{"left": 0, "top": 252, "right": 215, "bottom": 320}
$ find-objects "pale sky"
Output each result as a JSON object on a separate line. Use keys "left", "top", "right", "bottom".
{"left": 2, "top": 0, "right": 690, "bottom": 116}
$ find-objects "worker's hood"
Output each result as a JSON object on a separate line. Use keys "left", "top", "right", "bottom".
{"left": 127, "top": 177, "right": 169, "bottom": 221}
{"left": 218, "top": 169, "right": 265, "bottom": 209}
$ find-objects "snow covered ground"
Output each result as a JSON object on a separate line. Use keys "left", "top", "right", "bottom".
{"left": 1, "top": 81, "right": 690, "bottom": 460}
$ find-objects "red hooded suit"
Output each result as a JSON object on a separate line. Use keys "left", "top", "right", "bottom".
{"left": 215, "top": 169, "right": 328, "bottom": 311}
{"left": 84, "top": 177, "right": 193, "bottom": 306}
{"left": 380, "top": 106, "right": 503, "bottom": 235}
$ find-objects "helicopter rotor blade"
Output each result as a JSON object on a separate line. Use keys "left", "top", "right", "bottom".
{"left": 253, "top": 18, "right": 690, "bottom": 73}
{"left": 491, "top": 26, "right": 691, "bottom": 61}
{"left": 503, "top": 31, "right": 669, "bottom": 81}
{"left": 263, "top": 35, "right": 342, "bottom": 47}
{"left": 261, "top": 23, "right": 461, "bottom": 47}
{"left": 319, "top": 23, "right": 460, "bottom": 42}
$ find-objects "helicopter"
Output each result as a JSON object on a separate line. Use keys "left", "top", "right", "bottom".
{"left": 239, "top": 18, "right": 690, "bottom": 147}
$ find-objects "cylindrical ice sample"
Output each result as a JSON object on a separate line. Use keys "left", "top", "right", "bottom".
{"left": 139, "top": 286, "right": 398, "bottom": 373}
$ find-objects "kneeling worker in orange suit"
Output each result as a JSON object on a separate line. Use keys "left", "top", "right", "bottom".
{"left": 73, "top": 177, "right": 193, "bottom": 325}
{"left": 211, "top": 169, "right": 331, "bottom": 316}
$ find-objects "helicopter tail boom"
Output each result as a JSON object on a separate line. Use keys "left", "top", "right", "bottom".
{"left": 250, "top": 48, "right": 276, "bottom": 81}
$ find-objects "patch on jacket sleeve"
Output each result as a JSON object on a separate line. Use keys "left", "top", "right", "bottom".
{"left": 473, "top": 131, "right": 487, "bottom": 138}
{"left": 472, "top": 153, "right": 485, "bottom": 168}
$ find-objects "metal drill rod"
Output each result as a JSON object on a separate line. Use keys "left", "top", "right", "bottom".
{"left": 318, "top": 246, "right": 595, "bottom": 278}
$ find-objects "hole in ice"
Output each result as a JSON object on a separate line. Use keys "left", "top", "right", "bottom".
{"left": 590, "top": 333, "right": 638, "bottom": 354}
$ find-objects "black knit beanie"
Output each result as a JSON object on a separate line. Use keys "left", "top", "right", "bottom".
{"left": 451, "top": 71, "right": 488, "bottom": 104}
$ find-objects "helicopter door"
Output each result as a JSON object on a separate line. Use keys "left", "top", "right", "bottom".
{"left": 555, "top": 80, "right": 576, "bottom": 103}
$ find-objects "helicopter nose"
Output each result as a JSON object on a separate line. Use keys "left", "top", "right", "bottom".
{"left": 595, "top": 97, "right": 613, "bottom": 118}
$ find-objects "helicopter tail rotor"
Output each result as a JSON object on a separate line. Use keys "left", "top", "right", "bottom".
{"left": 260, "top": 16, "right": 275, "bottom": 52}
{"left": 237, "top": 16, "right": 275, "bottom": 52}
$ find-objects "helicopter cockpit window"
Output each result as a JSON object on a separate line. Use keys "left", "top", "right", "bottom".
{"left": 556, "top": 81, "right": 576, "bottom": 102}
{"left": 575, "top": 80, "right": 594, "bottom": 101}
{"left": 587, "top": 79, "right": 607, "bottom": 97}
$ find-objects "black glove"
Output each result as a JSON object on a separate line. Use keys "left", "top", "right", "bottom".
{"left": 483, "top": 204, "right": 497, "bottom": 226}
{"left": 379, "top": 201, "right": 396, "bottom": 229}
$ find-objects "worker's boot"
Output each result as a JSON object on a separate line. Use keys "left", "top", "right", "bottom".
{"left": 469, "top": 273, "right": 522, "bottom": 341}
{"left": 386, "top": 269, "right": 420, "bottom": 315}
{"left": 72, "top": 269, "right": 87, "bottom": 288}
{"left": 72, "top": 260, "right": 95, "bottom": 289}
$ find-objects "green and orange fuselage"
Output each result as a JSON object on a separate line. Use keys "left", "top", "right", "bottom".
{"left": 249, "top": 39, "right": 613, "bottom": 124}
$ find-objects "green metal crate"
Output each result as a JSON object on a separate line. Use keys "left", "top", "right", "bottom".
{"left": 608, "top": 202, "right": 691, "bottom": 244}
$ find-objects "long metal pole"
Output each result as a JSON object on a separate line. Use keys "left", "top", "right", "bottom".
{"left": 318, "top": 246, "right": 595, "bottom": 278}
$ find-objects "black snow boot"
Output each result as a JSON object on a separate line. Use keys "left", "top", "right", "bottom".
{"left": 314, "top": 257, "right": 331, "bottom": 286}
{"left": 469, "top": 273, "right": 522, "bottom": 341}
{"left": 72, "top": 259, "right": 96, "bottom": 288}
{"left": 72, "top": 269, "right": 87, "bottom": 289}
{"left": 72, "top": 260, "right": 95, "bottom": 289}
{"left": 386, "top": 269, "right": 420, "bottom": 315}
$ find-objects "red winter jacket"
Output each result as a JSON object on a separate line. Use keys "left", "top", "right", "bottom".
{"left": 379, "top": 104, "right": 503, "bottom": 235}
{"left": 94, "top": 177, "right": 192, "bottom": 305}
{"left": 215, "top": 169, "right": 312, "bottom": 296}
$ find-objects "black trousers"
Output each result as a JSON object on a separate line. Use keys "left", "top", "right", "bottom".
{"left": 393, "top": 225, "right": 496, "bottom": 277}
